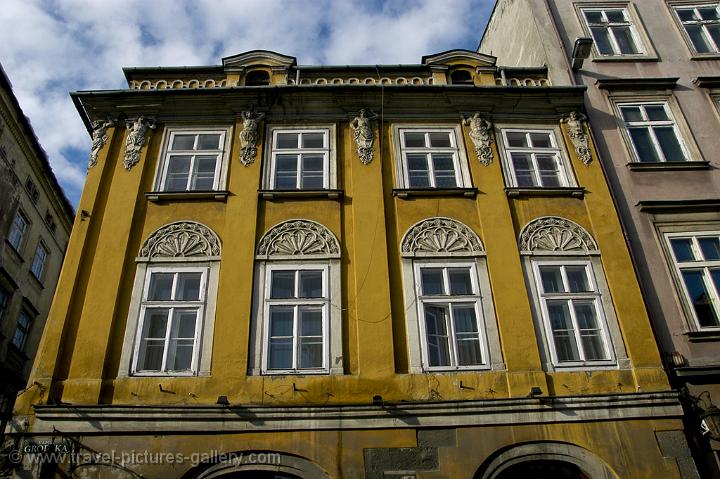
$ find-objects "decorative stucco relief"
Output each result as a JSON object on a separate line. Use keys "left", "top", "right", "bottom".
{"left": 123, "top": 116, "right": 155, "bottom": 171}
{"left": 88, "top": 118, "right": 115, "bottom": 170}
{"left": 561, "top": 111, "right": 592, "bottom": 165}
{"left": 519, "top": 216, "right": 598, "bottom": 253}
{"left": 401, "top": 217, "right": 484, "bottom": 256}
{"left": 257, "top": 220, "right": 340, "bottom": 257}
{"left": 140, "top": 221, "right": 221, "bottom": 259}
{"left": 351, "top": 109, "right": 377, "bottom": 165}
{"left": 239, "top": 110, "right": 265, "bottom": 166}
{"left": 463, "top": 113, "right": 494, "bottom": 166}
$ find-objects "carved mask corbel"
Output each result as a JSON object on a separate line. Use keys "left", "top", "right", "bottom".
{"left": 462, "top": 113, "right": 494, "bottom": 166}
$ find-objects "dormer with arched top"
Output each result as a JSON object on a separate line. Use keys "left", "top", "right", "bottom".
{"left": 421, "top": 49, "right": 497, "bottom": 86}
{"left": 222, "top": 50, "right": 297, "bottom": 86}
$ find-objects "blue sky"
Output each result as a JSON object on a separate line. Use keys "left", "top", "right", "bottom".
{"left": 0, "top": 0, "right": 494, "bottom": 206}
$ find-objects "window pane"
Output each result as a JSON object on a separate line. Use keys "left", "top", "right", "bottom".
{"left": 536, "top": 154, "right": 561, "bottom": 187}
{"left": 654, "top": 127, "right": 686, "bottom": 162}
{"left": 276, "top": 154, "right": 297, "bottom": 172}
{"left": 605, "top": 10, "right": 625, "bottom": 22}
{"left": 268, "top": 338, "right": 292, "bottom": 369}
{"left": 145, "top": 309, "right": 169, "bottom": 337}
{"left": 428, "top": 132, "right": 451, "bottom": 148}
{"left": 591, "top": 27, "right": 615, "bottom": 54}
{"left": 424, "top": 305, "right": 450, "bottom": 367}
{"left": 148, "top": 274, "right": 174, "bottom": 301}
{"left": 299, "top": 270, "right": 323, "bottom": 298}
{"left": 301, "top": 174, "right": 323, "bottom": 189}
{"left": 168, "top": 339, "right": 194, "bottom": 370}
{"left": 301, "top": 132, "right": 324, "bottom": 148}
{"left": 540, "top": 266, "right": 564, "bottom": 293}
{"left": 432, "top": 154, "right": 457, "bottom": 188}
{"left": 584, "top": 11, "right": 603, "bottom": 23}
{"left": 671, "top": 238, "right": 695, "bottom": 262}
{"left": 645, "top": 105, "right": 669, "bottom": 121}
{"left": 580, "top": 332, "right": 607, "bottom": 361}
{"left": 195, "top": 155, "right": 217, "bottom": 173}
{"left": 612, "top": 27, "right": 639, "bottom": 54}
{"left": 299, "top": 338, "right": 323, "bottom": 368}
{"left": 275, "top": 155, "right": 298, "bottom": 189}
{"left": 421, "top": 268, "right": 445, "bottom": 295}
{"left": 511, "top": 153, "right": 536, "bottom": 187}
{"left": 681, "top": 270, "right": 720, "bottom": 327}
{"left": 404, "top": 132, "right": 426, "bottom": 147}
{"left": 271, "top": 271, "right": 295, "bottom": 298}
{"left": 276, "top": 133, "right": 298, "bottom": 149}
{"left": 505, "top": 131, "right": 528, "bottom": 147}
{"left": 529, "top": 132, "right": 552, "bottom": 148}
{"left": 687, "top": 25, "right": 712, "bottom": 53}
{"left": 566, "top": 266, "right": 591, "bottom": 292}
{"left": 140, "top": 340, "right": 165, "bottom": 370}
{"left": 628, "top": 128, "right": 660, "bottom": 162}
{"left": 620, "top": 106, "right": 642, "bottom": 122}
{"left": 176, "top": 273, "right": 202, "bottom": 301}
{"left": 574, "top": 301, "right": 600, "bottom": 330}
{"left": 547, "top": 301, "right": 580, "bottom": 361}
{"left": 698, "top": 7, "right": 720, "bottom": 20}
{"left": 171, "top": 134, "right": 195, "bottom": 150}
{"left": 299, "top": 307, "right": 323, "bottom": 336}
{"left": 166, "top": 156, "right": 192, "bottom": 191}
{"left": 448, "top": 268, "right": 473, "bottom": 295}
{"left": 699, "top": 237, "right": 720, "bottom": 260}
{"left": 453, "top": 305, "right": 478, "bottom": 333}
{"left": 269, "top": 306, "right": 294, "bottom": 336}
{"left": 300, "top": 155, "right": 324, "bottom": 189}
{"left": 407, "top": 153, "right": 428, "bottom": 171}
{"left": 197, "top": 134, "right": 221, "bottom": 150}
{"left": 174, "top": 310, "right": 197, "bottom": 338}
{"left": 677, "top": 9, "right": 697, "bottom": 21}
{"left": 711, "top": 269, "right": 720, "bottom": 298}
{"left": 708, "top": 25, "right": 720, "bottom": 49}
{"left": 408, "top": 172, "right": 430, "bottom": 188}
{"left": 454, "top": 306, "right": 482, "bottom": 366}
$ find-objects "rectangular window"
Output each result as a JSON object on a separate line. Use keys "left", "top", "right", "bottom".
{"left": 7, "top": 210, "right": 29, "bottom": 251}
{"left": 398, "top": 128, "right": 467, "bottom": 188}
{"left": 133, "top": 267, "right": 207, "bottom": 374}
{"left": 159, "top": 129, "right": 228, "bottom": 192}
{"left": 582, "top": 7, "right": 644, "bottom": 56}
{"left": 667, "top": 233, "right": 720, "bottom": 329}
{"left": 673, "top": 3, "right": 720, "bottom": 54}
{"left": 263, "top": 265, "right": 329, "bottom": 372}
{"left": 31, "top": 243, "right": 48, "bottom": 280}
{"left": 269, "top": 129, "right": 330, "bottom": 189}
{"left": 12, "top": 311, "right": 31, "bottom": 351}
{"left": 0, "top": 287, "right": 9, "bottom": 321}
{"left": 533, "top": 261, "right": 612, "bottom": 365}
{"left": 500, "top": 129, "right": 572, "bottom": 187}
{"left": 618, "top": 102, "right": 689, "bottom": 162}
{"left": 415, "top": 263, "right": 486, "bottom": 369}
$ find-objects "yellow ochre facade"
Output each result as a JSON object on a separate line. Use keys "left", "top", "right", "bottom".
{"left": 5, "top": 50, "right": 697, "bottom": 478}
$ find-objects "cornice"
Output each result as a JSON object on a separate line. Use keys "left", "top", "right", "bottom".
{"left": 596, "top": 77, "right": 679, "bottom": 91}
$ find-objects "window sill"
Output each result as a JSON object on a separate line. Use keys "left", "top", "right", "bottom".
{"left": 4, "top": 240, "right": 24, "bottom": 263}
{"left": 258, "top": 189, "right": 343, "bottom": 200}
{"left": 685, "top": 330, "right": 720, "bottom": 342}
{"left": 505, "top": 187, "right": 585, "bottom": 198}
{"left": 592, "top": 55, "right": 658, "bottom": 63}
{"left": 392, "top": 188, "right": 478, "bottom": 198}
{"left": 28, "top": 271, "right": 45, "bottom": 290}
{"left": 690, "top": 53, "right": 720, "bottom": 61}
{"left": 146, "top": 191, "right": 230, "bottom": 202}
{"left": 627, "top": 161, "right": 710, "bottom": 171}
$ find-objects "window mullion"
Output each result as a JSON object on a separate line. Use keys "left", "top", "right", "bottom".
{"left": 426, "top": 152, "right": 436, "bottom": 187}
{"left": 647, "top": 127, "right": 668, "bottom": 162}
{"left": 447, "top": 303, "right": 458, "bottom": 368}
{"left": 293, "top": 304, "right": 299, "bottom": 370}
{"left": 529, "top": 153, "right": 541, "bottom": 186}
{"left": 702, "top": 267, "right": 720, "bottom": 317}
{"left": 566, "top": 298, "right": 586, "bottom": 361}
{"left": 296, "top": 154, "right": 303, "bottom": 189}
{"left": 161, "top": 307, "right": 174, "bottom": 372}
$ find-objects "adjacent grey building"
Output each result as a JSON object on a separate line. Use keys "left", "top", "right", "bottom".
{"left": 480, "top": 0, "right": 720, "bottom": 477}
{"left": 0, "top": 63, "right": 73, "bottom": 432}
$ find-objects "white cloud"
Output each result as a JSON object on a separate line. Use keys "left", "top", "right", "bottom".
{"left": 0, "top": 0, "right": 493, "bottom": 205}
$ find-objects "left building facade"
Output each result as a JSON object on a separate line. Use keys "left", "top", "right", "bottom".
{"left": 0, "top": 64, "right": 73, "bottom": 433}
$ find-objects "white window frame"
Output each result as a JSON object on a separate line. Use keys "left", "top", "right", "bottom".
{"left": 12, "top": 311, "right": 31, "bottom": 351}
{"left": 579, "top": 5, "right": 646, "bottom": 57}
{"left": 498, "top": 127, "right": 576, "bottom": 188}
{"left": 616, "top": 101, "right": 691, "bottom": 163}
{"left": 664, "top": 231, "right": 720, "bottom": 330}
{"left": 670, "top": 2, "right": 720, "bottom": 55}
{"left": 130, "top": 265, "right": 208, "bottom": 375}
{"left": 261, "top": 263, "right": 330, "bottom": 374}
{"left": 392, "top": 124, "right": 472, "bottom": 189}
{"left": 531, "top": 260, "right": 616, "bottom": 367}
{"left": 412, "top": 260, "right": 490, "bottom": 371}
{"left": 263, "top": 125, "right": 337, "bottom": 190}
{"left": 154, "top": 126, "right": 232, "bottom": 192}
{"left": 30, "top": 241, "right": 49, "bottom": 281}
{"left": 7, "top": 210, "right": 29, "bottom": 252}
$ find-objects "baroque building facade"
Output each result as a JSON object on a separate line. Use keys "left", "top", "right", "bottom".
{"left": 0, "top": 64, "right": 73, "bottom": 435}
{"left": 4, "top": 49, "right": 697, "bottom": 478}
{"left": 480, "top": 1, "right": 720, "bottom": 477}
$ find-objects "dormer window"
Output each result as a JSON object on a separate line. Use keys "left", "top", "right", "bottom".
{"left": 450, "top": 70, "right": 473, "bottom": 85}
{"left": 245, "top": 70, "right": 270, "bottom": 86}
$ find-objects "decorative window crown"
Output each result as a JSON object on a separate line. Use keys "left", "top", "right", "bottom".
{"left": 257, "top": 219, "right": 340, "bottom": 258}
{"left": 140, "top": 221, "right": 221, "bottom": 259}
{"left": 519, "top": 216, "right": 598, "bottom": 253}
{"left": 401, "top": 217, "right": 484, "bottom": 256}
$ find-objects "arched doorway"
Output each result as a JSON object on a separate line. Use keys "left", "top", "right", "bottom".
{"left": 215, "top": 473, "right": 301, "bottom": 479}
{"left": 495, "top": 459, "right": 590, "bottom": 479}
{"left": 181, "top": 451, "right": 331, "bottom": 479}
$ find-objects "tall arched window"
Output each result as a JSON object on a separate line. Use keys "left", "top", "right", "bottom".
{"left": 519, "top": 216, "right": 628, "bottom": 370}
{"left": 119, "top": 221, "right": 221, "bottom": 376}
{"left": 400, "top": 217, "right": 503, "bottom": 373}
{"left": 250, "top": 219, "right": 343, "bottom": 375}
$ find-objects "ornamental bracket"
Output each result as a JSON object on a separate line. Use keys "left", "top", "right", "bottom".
{"left": 88, "top": 117, "right": 116, "bottom": 170}
{"left": 123, "top": 116, "right": 156, "bottom": 171}
{"left": 462, "top": 113, "right": 494, "bottom": 166}
{"left": 351, "top": 109, "right": 377, "bottom": 165}
{"left": 561, "top": 111, "right": 592, "bottom": 165}
{"left": 238, "top": 110, "right": 265, "bottom": 166}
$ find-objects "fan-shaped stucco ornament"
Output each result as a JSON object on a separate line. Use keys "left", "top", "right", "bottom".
{"left": 257, "top": 220, "right": 340, "bottom": 258}
{"left": 519, "top": 216, "right": 598, "bottom": 253}
{"left": 140, "top": 221, "right": 221, "bottom": 258}
{"left": 401, "top": 217, "right": 484, "bottom": 256}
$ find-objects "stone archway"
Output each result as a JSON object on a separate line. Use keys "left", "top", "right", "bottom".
{"left": 181, "top": 451, "right": 332, "bottom": 479}
{"left": 475, "top": 442, "right": 618, "bottom": 479}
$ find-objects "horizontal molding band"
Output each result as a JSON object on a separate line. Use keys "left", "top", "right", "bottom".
{"left": 25, "top": 391, "right": 682, "bottom": 435}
